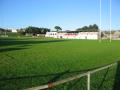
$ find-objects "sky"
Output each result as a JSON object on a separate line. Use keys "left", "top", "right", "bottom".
{"left": 0, "top": 0, "right": 120, "bottom": 30}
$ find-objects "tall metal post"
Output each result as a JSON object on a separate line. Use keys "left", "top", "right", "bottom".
{"left": 110, "top": 0, "right": 112, "bottom": 42}
{"left": 99, "top": 0, "right": 102, "bottom": 42}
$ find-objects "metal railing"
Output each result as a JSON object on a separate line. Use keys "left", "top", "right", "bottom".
{"left": 24, "top": 62, "right": 117, "bottom": 90}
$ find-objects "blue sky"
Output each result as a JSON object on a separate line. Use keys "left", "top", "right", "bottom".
{"left": 0, "top": 0, "right": 120, "bottom": 30}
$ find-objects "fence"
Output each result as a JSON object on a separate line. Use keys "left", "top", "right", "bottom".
{"left": 25, "top": 62, "right": 117, "bottom": 90}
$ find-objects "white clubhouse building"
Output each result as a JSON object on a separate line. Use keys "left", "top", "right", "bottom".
{"left": 45, "top": 32, "right": 98, "bottom": 40}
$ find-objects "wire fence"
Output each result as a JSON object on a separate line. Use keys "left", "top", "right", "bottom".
{"left": 25, "top": 62, "right": 117, "bottom": 90}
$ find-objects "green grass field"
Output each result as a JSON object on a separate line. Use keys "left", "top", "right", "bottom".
{"left": 0, "top": 37, "right": 120, "bottom": 90}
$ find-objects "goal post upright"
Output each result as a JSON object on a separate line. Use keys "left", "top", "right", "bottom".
{"left": 110, "top": 0, "right": 112, "bottom": 42}
{"left": 99, "top": 0, "right": 102, "bottom": 42}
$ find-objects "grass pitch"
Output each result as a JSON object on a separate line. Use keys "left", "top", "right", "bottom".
{"left": 0, "top": 37, "right": 120, "bottom": 90}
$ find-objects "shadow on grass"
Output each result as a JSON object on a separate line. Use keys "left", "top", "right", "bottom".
{"left": 113, "top": 61, "right": 120, "bottom": 90}
{"left": 0, "top": 39, "right": 68, "bottom": 47}
{"left": 66, "top": 78, "right": 83, "bottom": 90}
{"left": 0, "top": 63, "right": 114, "bottom": 81}
{"left": 0, "top": 47, "right": 27, "bottom": 53}
{"left": 0, "top": 70, "right": 70, "bottom": 81}
{"left": 0, "top": 39, "right": 67, "bottom": 52}
{"left": 0, "top": 62, "right": 118, "bottom": 90}
{"left": 98, "top": 67, "right": 110, "bottom": 90}
{"left": 47, "top": 70, "right": 70, "bottom": 83}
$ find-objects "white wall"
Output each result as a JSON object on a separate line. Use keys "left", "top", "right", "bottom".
{"left": 45, "top": 32, "right": 98, "bottom": 40}
{"left": 12, "top": 29, "right": 17, "bottom": 33}
{"left": 45, "top": 32, "right": 57, "bottom": 38}
{"left": 77, "top": 32, "right": 98, "bottom": 39}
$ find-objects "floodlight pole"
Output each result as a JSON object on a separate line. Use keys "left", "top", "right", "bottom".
{"left": 99, "top": 0, "right": 102, "bottom": 42}
{"left": 110, "top": 0, "right": 112, "bottom": 42}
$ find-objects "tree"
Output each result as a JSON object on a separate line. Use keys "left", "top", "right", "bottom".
{"left": 17, "top": 28, "right": 25, "bottom": 35}
{"left": 82, "top": 26, "right": 88, "bottom": 31}
{"left": 76, "top": 24, "right": 99, "bottom": 32}
{"left": 92, "top": 24, "right": 99, "bottom": 31}
{"left": 54, "top": 26, "right": 62, "bottom": 32}
{"left": 0, "top": 28, "right": 11, "bottom": 34}
{"left": 25, "top": 26, "right": 50, "bottom": 35}
{"left": 17, "top": 26, "right": 50, "bottom": 35}
{"left": 25, "top": 26, "right": 33, "bottom": 34}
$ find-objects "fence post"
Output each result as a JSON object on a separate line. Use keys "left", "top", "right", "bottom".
{"left": 87, "top": 72, "right": 90, "bottom": 90}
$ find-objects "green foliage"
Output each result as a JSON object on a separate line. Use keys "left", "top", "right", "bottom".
{"left": 17, "top": 26, "right": 50, "bottom": 35}
{"left": 0, "top": 28, "right": 5, "bottom": 32}
{"left": 76, "top": 24, "right": 99, "bottom": 32}
{"left": 0, "top": 28, "right": 11, "bottom": 34}
{"left": 0, "top": 37, "right": 120, "bottom": 90}
{"left": 17, "top": 28, "right": 25, "bottom": 35}
{"left": 54, "top": 26, "right": 62, "bottom": 32}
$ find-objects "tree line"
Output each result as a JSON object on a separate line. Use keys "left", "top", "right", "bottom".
{"left": 0, "top": 28, "right": 11, "bottom": 34}
{"left": 17, "top": 26, "right": 50, "bottom": 35}
{"left": 0, "top": 24, "right": 99, "bottom": 35}
{"left": 76, "top": 24, "right": 99, "bottom": 32}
